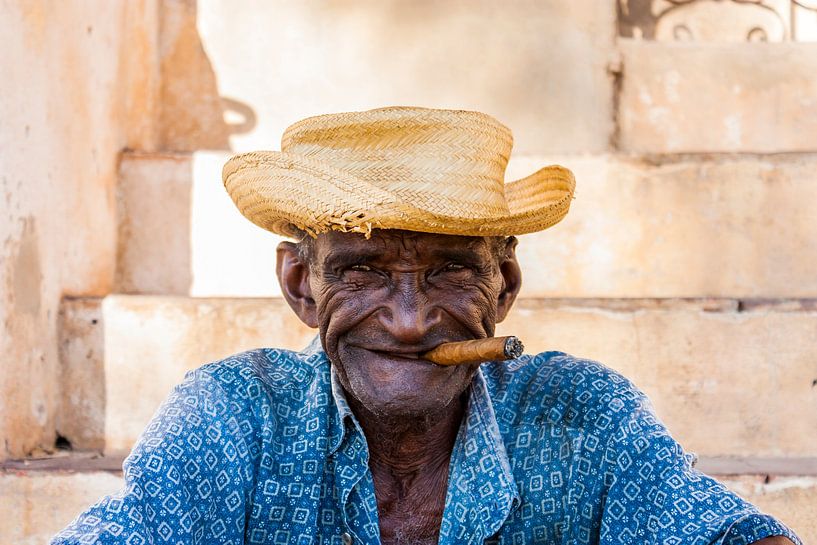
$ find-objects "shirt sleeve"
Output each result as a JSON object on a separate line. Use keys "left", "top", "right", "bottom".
{"left": 599, "top": 401, "right": 802, "bottom": 545}
{"left": 51, "top": 368, "right": 253, "bottom": 545}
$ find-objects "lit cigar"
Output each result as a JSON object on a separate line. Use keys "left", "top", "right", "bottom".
{"left": 421, "top": 336, "right": 524, "bottom": 366}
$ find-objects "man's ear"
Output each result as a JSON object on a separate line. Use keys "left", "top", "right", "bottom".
{"left": 495, "top": 236, "right": 522, "bottom": 323}
{"left": 276, "top": 241, "right": 318, "bottom": 328}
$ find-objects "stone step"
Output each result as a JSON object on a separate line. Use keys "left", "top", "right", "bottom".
{"left": 115, "top": 151, "right": 282, "bottom": 297}
{"left": 0, "top": 468, "right": 123, "bottom": 545}
{"left": 618, "top": 40, "right": 817, "bottom": 153}
{"left": 117, "top": 152, "right": 817, "bottom": 298}
{"left": 58, "top": 296, "right": 317, "bottom": 453}
{"left": 2, "top": 467, "right": 814, "bottom": 544}
{"left": 58, "top": 296, "right": 817, "bottom": 460}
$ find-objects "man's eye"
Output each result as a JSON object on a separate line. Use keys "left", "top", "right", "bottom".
{"left": 444, "top": 263, "right": 465, "bottom": 271}
{"left": 350, "top": 264, "right": 373, "bottom": 272}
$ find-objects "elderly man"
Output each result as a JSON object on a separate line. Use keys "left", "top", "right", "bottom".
{"left": 53, "top": 108, "right": 800, "bottom": 545}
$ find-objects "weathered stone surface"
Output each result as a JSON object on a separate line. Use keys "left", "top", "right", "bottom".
{"left": 509, "top": 154, "right": 817, "bottom": 298}
{"left": 719, "top": 475, "right": 817, "bottom": 543}
{"left": 197, "top": 0, "right": 616, "bottom": 154}
{"left": 0, "top": 470, "right": 122, "bottom": 545}
{"left": 498, "top": 300, "right": 817, "bottom": 458}
{"left": 697, "top": 456, "right": 817, "bottom": 476}
{"left": 0, "top": 0, "right": 160, "bottom": 460}
{"left": 57, "top": 300, "right": 105, "bottom": 451}
{"left": 118, "top": 153, "right": 817, "bottom": 298}
{"left": 619, "top": 40, "right": 817, "bottom": 152}
{"left": 60, "top": 296, "right": 817, "bottom": 458}
{"left": 116, "top": 153, "right": 193, "bottom": 294}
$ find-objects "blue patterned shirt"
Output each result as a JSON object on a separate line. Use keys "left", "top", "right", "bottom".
{"left": 53, "top": 343, "right": 801, "bottom": 544}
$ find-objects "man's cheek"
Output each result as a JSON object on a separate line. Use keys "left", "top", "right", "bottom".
{"left": 448, "top": 288, "right": 497, "bottom": 315}
{"left": 318, "top": 292, "right": 373, "bottom": 340}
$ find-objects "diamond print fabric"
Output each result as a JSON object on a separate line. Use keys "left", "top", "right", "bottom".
{"left": 52, "top": 347, "right": 802, "bottom": 544}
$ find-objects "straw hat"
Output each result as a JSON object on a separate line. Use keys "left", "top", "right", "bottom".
{"left": 223, "top": 106, "right": 575, "bottom": 238}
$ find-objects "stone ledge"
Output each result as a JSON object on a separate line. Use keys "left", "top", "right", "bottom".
{"left": 0, "top": 471, "right": 123, "bottom": 545}
{"left": 1, "top": 452, "right": 122, "bottom": 473}
{"left": 509, "top": 153, "right": 817, "bottom": 298}
{"left": 501, "top": 300, "right": 817, "bottom": 459}
{"left": 697, "top": 457, "right": 817, "bottom": 477}
{"left": 7, "top": 455, "right": 817, "bottom": 477}
{"left": 504, "top": 297, "right": 817, "bottom": 313}
{"left": 116, "top": 151, "right": 284, "bottom": 296}
{"left": 60, "top": 295, "right": 317, "bottom": 455}
{"left": 718, "top": 475, "right": 817, "bottom": 543}
{"left": 2, "top": 470, "right": 814, "bottom": 544}
{"left": 117, "top": 152, "right": 817, "bottom": 298}
{"left": 619, "top": 40, "right": 817, "bottom": 153}
{"left": 57, "top": 296, "right": 817, "bottom": 460}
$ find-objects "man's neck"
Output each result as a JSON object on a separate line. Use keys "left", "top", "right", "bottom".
{"left": 350, "top": 394, "right": 466, "bottom": 473}
{"left": 346, "top": 393, "right": 468, "bottom": 545}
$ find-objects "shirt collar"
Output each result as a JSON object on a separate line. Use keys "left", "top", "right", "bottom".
{"left": 299, "top": 335, "right": 355, "bottom": 454}
{"left": 329, "top": 363, "right": 356, "bottom": 454}
{"left": 443, "top": 369, "right": 521, "bottom": 541}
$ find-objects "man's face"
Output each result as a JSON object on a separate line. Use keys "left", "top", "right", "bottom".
{"left": 277, "top": 230, "right": 521, "bottom": 418}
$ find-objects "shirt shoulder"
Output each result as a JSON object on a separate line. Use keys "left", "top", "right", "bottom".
{"left": 152, "top": 347, "right": 332, "bottom": 462}
{"left": 192, "top": 346, "right": 324, "bottom": 397}
{"left": 482, "top": 351, "right": 651, "bottom": 439}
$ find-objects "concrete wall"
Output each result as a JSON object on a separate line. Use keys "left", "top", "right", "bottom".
{"left": 0, "top": 0, "right": 160, "bottom": 459}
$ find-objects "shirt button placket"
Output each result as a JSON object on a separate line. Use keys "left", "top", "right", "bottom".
{"left": 341, "top": 532, "right": 353, "bottom": 545}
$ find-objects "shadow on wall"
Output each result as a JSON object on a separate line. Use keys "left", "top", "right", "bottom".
{"left": 113, "top": 0, "right": 258, "bottom": 299}
{"left": 618, "top": 0, "right": 817, "bottom": 42}
{"left": 159, "top": 0, "right": 255, "bottom": 151}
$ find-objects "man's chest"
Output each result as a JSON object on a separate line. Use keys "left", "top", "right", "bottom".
{"left": 374, "top": 484, "right": 447, "bottom": 545}
{"left": 241, "top": 440, "right": 582, "bottom": 545}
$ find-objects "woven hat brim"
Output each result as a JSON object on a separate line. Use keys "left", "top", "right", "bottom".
{"left": 223, "top": 151, "right": 575, "bottom": 238}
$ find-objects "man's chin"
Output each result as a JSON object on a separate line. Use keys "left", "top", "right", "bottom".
{"left": 353, "top": 389, "right": 458, "bottom": 422}
{"left": 344, "top": 373, "right": 460, "bottom": 419}
{"left": 334, "top": 344, "right": 472, "bottom": 419}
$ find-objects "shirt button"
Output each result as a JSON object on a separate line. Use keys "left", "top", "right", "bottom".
{"left": 341, "top": 532, "right": 353, "bottom": 545}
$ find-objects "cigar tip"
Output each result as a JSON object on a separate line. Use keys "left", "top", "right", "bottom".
{"left": 503, "top": 336, "right": 524, "bottom": 359}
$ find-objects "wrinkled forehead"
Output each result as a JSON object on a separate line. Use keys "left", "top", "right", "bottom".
{"left": 311, "top": 229, "right": 496, "bottom": 265}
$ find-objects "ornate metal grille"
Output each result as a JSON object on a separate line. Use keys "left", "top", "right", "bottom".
{"left": 618, "top": 0, "right": 817, "bottom": 41}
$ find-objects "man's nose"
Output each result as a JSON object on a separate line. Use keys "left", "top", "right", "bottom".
{"left": 378, "top": 275, "right": 443, "bottom": 345}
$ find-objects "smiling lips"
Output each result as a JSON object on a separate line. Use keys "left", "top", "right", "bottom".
{"left": 369, "top": 349, "right": 426, "bottom": 361}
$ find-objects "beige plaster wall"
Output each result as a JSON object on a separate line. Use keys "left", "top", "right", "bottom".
{"left": 619, "top": 40, "right": 817, "bottom": 153}
{"left": 196, "top": 0, "right": 617, "bottom": 154}
{"left": 0, "top": 0, "right": 161, "bottom": 460}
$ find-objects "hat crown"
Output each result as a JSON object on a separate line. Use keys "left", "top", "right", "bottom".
{"left": 223, "top": 106, "right": 575, "bottom": 239}
{"left": 280, "top": 107, "right": 514, "bottom": 218}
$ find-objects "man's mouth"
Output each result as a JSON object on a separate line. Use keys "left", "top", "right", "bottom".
{"left": 369, "top": 349, "right": 422, "bottom": 361}
{"left": 352, "top": 345, "right": 440, "bottom": 364}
